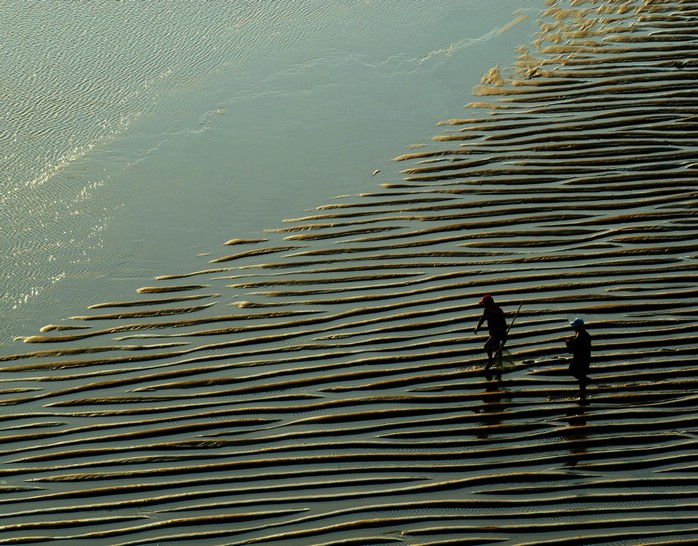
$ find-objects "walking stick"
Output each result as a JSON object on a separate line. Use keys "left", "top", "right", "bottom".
{"left": 495, "top": 301, "right": 523, "bottom": 365}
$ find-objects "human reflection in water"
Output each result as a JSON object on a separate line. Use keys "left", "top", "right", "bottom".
{"left": 562, "top": 398, "right": 589, "bottom": 467}
{"left": 474, "top": 371, "right": 511, "bottom": 440}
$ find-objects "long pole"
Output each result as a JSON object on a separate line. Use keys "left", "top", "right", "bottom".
{"left": 496, "top": 301, "right": 523, "bottom": 359}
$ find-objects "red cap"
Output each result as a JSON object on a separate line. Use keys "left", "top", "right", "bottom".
{"left": 479, "top": 294, "right": 493, "bottom": 305}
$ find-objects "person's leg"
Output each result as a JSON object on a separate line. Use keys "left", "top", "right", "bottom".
{"left": 484, "top": 337, "right": 504, "bottom": 368}
{"left": 569, "top": 361, "right": 586, "bottom": 398}
{"left": 567, "top": 370, "right": 584, "bottom": 398}
{"left": 484, "top": 337, "right": 496, "bottom": 368}
{"left": 579, "top": 365, "right": 591, "bottom": 393}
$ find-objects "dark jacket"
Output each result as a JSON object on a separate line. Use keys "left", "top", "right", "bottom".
{"left": 482, "top": 305, "right": 507, "bottom": 338}
{"left": 567, "top": 328, "right": 592, "bottom": 372}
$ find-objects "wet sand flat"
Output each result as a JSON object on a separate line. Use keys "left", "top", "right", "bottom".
{"left": 0, "top": 0, "right": 697, "bottom": 544}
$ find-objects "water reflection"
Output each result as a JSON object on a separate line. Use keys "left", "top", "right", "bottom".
{"left": 562, "top": 399, "right": 589, "bottom": 467}
{"left": 474, "top": 372, "right": 512, "bottom": 439}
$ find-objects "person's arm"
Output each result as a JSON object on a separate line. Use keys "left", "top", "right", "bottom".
{"left": 474, "top": 313, "right": 485, "bottom": 333}
{"left": 566, "top": 333, "right": 579, "bottom": 353}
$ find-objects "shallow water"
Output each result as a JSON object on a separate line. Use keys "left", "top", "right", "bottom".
{"left": 1, "top": 0, "right": 540, "bottom": 344}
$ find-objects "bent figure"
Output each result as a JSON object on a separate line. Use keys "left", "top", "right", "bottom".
{"left": 566, "top": 317, "right": 592, "bottom": 397}
{"left": 474, "top": 295, "right": 507, "bottom": 369}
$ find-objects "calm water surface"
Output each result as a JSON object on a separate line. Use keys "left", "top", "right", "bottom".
{"left": 1, "top": 1, "right": 541, "bottom": 348}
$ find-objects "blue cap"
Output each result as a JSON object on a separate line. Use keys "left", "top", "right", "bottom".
{"left": 570, "top": 318, "right": 584, "bottom": 329}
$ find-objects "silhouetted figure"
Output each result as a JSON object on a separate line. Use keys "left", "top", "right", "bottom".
{"left": 566, "top": 317, "right": 592, "bottom": 397}
{"left": 474, "top": 295, "right": 507, "bottom": 369}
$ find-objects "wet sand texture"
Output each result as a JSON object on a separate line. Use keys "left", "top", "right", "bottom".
{"left": 1, "top": 0, "right": 697, "bottom": 544}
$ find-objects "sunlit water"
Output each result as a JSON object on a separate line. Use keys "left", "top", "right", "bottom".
{"left": 1, "top": 1, "right": 541, "bottom": 347}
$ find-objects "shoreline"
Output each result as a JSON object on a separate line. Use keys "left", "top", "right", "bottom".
{"left": 0, "top": 1, "right": 541, "bottom": 346}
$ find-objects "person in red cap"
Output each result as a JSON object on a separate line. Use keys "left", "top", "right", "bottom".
{"left": 474, "top": 295, "right": 508, "bottom": 369}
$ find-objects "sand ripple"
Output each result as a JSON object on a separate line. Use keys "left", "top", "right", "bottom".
{"left": 0, "top": 1, "right": 697, "bottom": 544}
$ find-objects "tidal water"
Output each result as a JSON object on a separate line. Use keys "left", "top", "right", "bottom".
{"left": 1, "top": 1, "right": 541, "bottom": 348}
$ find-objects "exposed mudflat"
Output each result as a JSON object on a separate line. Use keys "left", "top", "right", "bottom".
{"left": 0, "top": 1, "right": 696, "bottom": 544}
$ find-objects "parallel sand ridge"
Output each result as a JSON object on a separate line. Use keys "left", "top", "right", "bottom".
{"left": 0, "top": 0, "right": 697, "bottom": 544}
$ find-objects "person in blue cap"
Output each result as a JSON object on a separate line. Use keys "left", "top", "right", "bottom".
{"left": 566, "top": 317, "right": 592, "bottom": 397}
{"left": 474, "top": 294, "right": 507, "bottom": 369}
